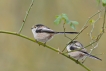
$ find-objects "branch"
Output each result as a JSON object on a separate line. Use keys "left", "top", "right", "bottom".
{"left": 71, "top": 26, "right": 88, "bottom": 41}
{"left": 73, "top": 9, "right": 103, "bottom": 41}
{"left": 85, "top": 7, "right": 106, "bottom": 48}
{"left": 62, "top": 26, "right": 88, "bottom": 52}
{"left": 18, "top": 0, "right": 35, "bottom": 34}
{"left": 83, "top": 9, "right": 102, "bottom": 63}
{"left": 62, "top": 9, "right": 103, "bottom": 52}
{"left": 82, "top": 9, "right": 103, "bottom": 28}
{"left": 0, "top": 30, "right": 91, "bottom": 71}
{"left": 102, "top": 7, "right": 106, "bottom": 33}
{"left": 84, "top": 32, "right": 103, "bottom": 48}
{"left": 63, "top": 23, "right": 72, "bottom": 40}
{"left": 82, "top": 7, "right": 106, "bottom": 63}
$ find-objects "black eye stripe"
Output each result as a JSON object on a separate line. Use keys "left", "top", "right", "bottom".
{"left": 70, "top": 46, "right": 75, "bottom": 50}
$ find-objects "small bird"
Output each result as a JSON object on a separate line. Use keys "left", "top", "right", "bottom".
{"left": 66, "top": 41, "right": 102, "bottom": 61}
{"left": 31, "top": 24, "right": 79, "bottom": 43}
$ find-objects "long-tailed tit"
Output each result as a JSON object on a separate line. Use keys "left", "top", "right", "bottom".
{"left": 31, "top": 24, "right": 79, "bottom": 43}
{"left": 66, "top": 41, "right": 102, "bottom": 61}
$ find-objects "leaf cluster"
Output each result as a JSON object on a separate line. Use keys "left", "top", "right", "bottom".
{"left": 54, "top": 13, "right": 79, "bottom": 30}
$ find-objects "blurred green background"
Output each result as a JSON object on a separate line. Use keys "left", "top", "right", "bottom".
{"left": 0, "top": 0, "right": 106, "bottom": 71}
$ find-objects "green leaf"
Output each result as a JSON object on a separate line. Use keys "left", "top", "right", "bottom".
{"left": 70, "top": 24, "right": 76, "bottom": 30}
{"left": 71, "top": 21, "right": 79, "bottom": 25}
{"left": 54, "top": 15, "right": 62, "bottom": 24}
{"left": 67, "top": 21, "right": 78, "bottom": 30}
{"left": 67, "top": 20, "right": 71, "bottom": 24}
{"left": 61, "top": 13, "right": 70, "bottom": 24}
{"left": 102, "top": 0, "right": 106, "bottom": 6}
{"left": 54, "top": 13, "right": 79, "bottom": 30}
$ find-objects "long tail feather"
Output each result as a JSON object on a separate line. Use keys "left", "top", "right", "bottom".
{"left": 56, "top": 32, "right": 79, "bottom": 34}
{"left": 80, "top": 51, "right": 102, "bottom": 61}
{"left": 36, "top": 30, "right": 79, "bottom": 34}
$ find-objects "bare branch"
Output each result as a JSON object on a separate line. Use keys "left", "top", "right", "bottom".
{"left": 63, "top": 23, "right": 72, "bottom": 40}
{"left": 18, "top": 0, "right": 35, "bottom": 34}
{"left": 83, "top": 10, "right": 102, "bottom": 63}
{"left": 0, "top": 30, "right": 91, "bottom": 71}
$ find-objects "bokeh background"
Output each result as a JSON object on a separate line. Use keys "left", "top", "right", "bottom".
{"left": 0, "top": 0, "right": 106, "bottom": 71}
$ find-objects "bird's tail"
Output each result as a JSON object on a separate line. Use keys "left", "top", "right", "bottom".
{"left": 55, "top": 32, "right": 79, "bottom": 34}
{"left": 36, "top": 30, "right": 79, "bottom": 34}
{"left": 80, "top": 51, "right": 102, "bottom": 61}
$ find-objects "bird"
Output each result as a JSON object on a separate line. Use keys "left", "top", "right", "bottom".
{"left": 31, "top": 24, "right": 79, "bottom": 43}
{"left": 66, "top": 41, "right": 102, "bottom": 61}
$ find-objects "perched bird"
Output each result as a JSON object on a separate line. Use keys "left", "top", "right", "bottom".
{"left": 66, "top": 41, "right": 102, "bottom": 61}
{"left": 31, "top": 24, "right": 79, "bottom": 43}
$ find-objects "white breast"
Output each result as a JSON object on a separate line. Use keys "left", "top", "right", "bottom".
{"left": 68, "top": 51, "right": 86, "bottom": 60}
{"left": 32, "top": 28, "right": 53, "bottom": 43}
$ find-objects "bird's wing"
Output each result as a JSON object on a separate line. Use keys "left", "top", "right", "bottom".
{"left": 36, "top": 28, "right": 55, "bottom": 33}
{"left": 78, "top": 50, "right": 102, "bottom": 61}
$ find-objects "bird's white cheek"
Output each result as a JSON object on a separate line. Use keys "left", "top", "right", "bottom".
{"left": 32, "top": 29, "right": 35, "bottom": 34}
{"left": 66, "top": 45, "right": 71, "bottom": 52}
{"left": 32, "top": 28, "right": 37, "bottom": 37}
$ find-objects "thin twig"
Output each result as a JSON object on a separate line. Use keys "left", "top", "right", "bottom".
{"left": 82, "top": 9, "right": 103, "bottom": 29}
{"left": 85, "top": 7, "right": 106, "bottom": 48}
{"left": 84, "top": 32, "right": 103, "bottom": 48}
{"left": 62, "top": 9, "right": 103, "bottom": 52}
{"left": 18, "top": 0, "right": 34, "bottom": 34}
{"left": 0, "top": 30, "right": 91, "bottom": 71}
{"left": 82, "top": 43, "right": 99, "bottom": 63}
{"left": 72, "top": 9, "right": 102, "bottom": 41}
{"left": 83, "top": 7, "right": 106, "bottom": 62}
{"left": 102, "top": 7, "right": 106, "bottom": 33}
{"left": 82, "top": 10, "right": 102, "bottom": 63}
{"left": 71, "top": 26, "right": 88, "bottom": 41}
{"left": 62, "top": 26, "right": 88, "bottom": 52}
{"left": 63, "top": 23, "right": 72, "bottom": 40}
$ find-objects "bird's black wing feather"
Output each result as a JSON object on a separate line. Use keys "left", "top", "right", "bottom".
{"left": 79, "top": 50, "right": 102, "bottom": 61}
{"left": 36, "top": 29, "right": 55, "bottom": 33}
